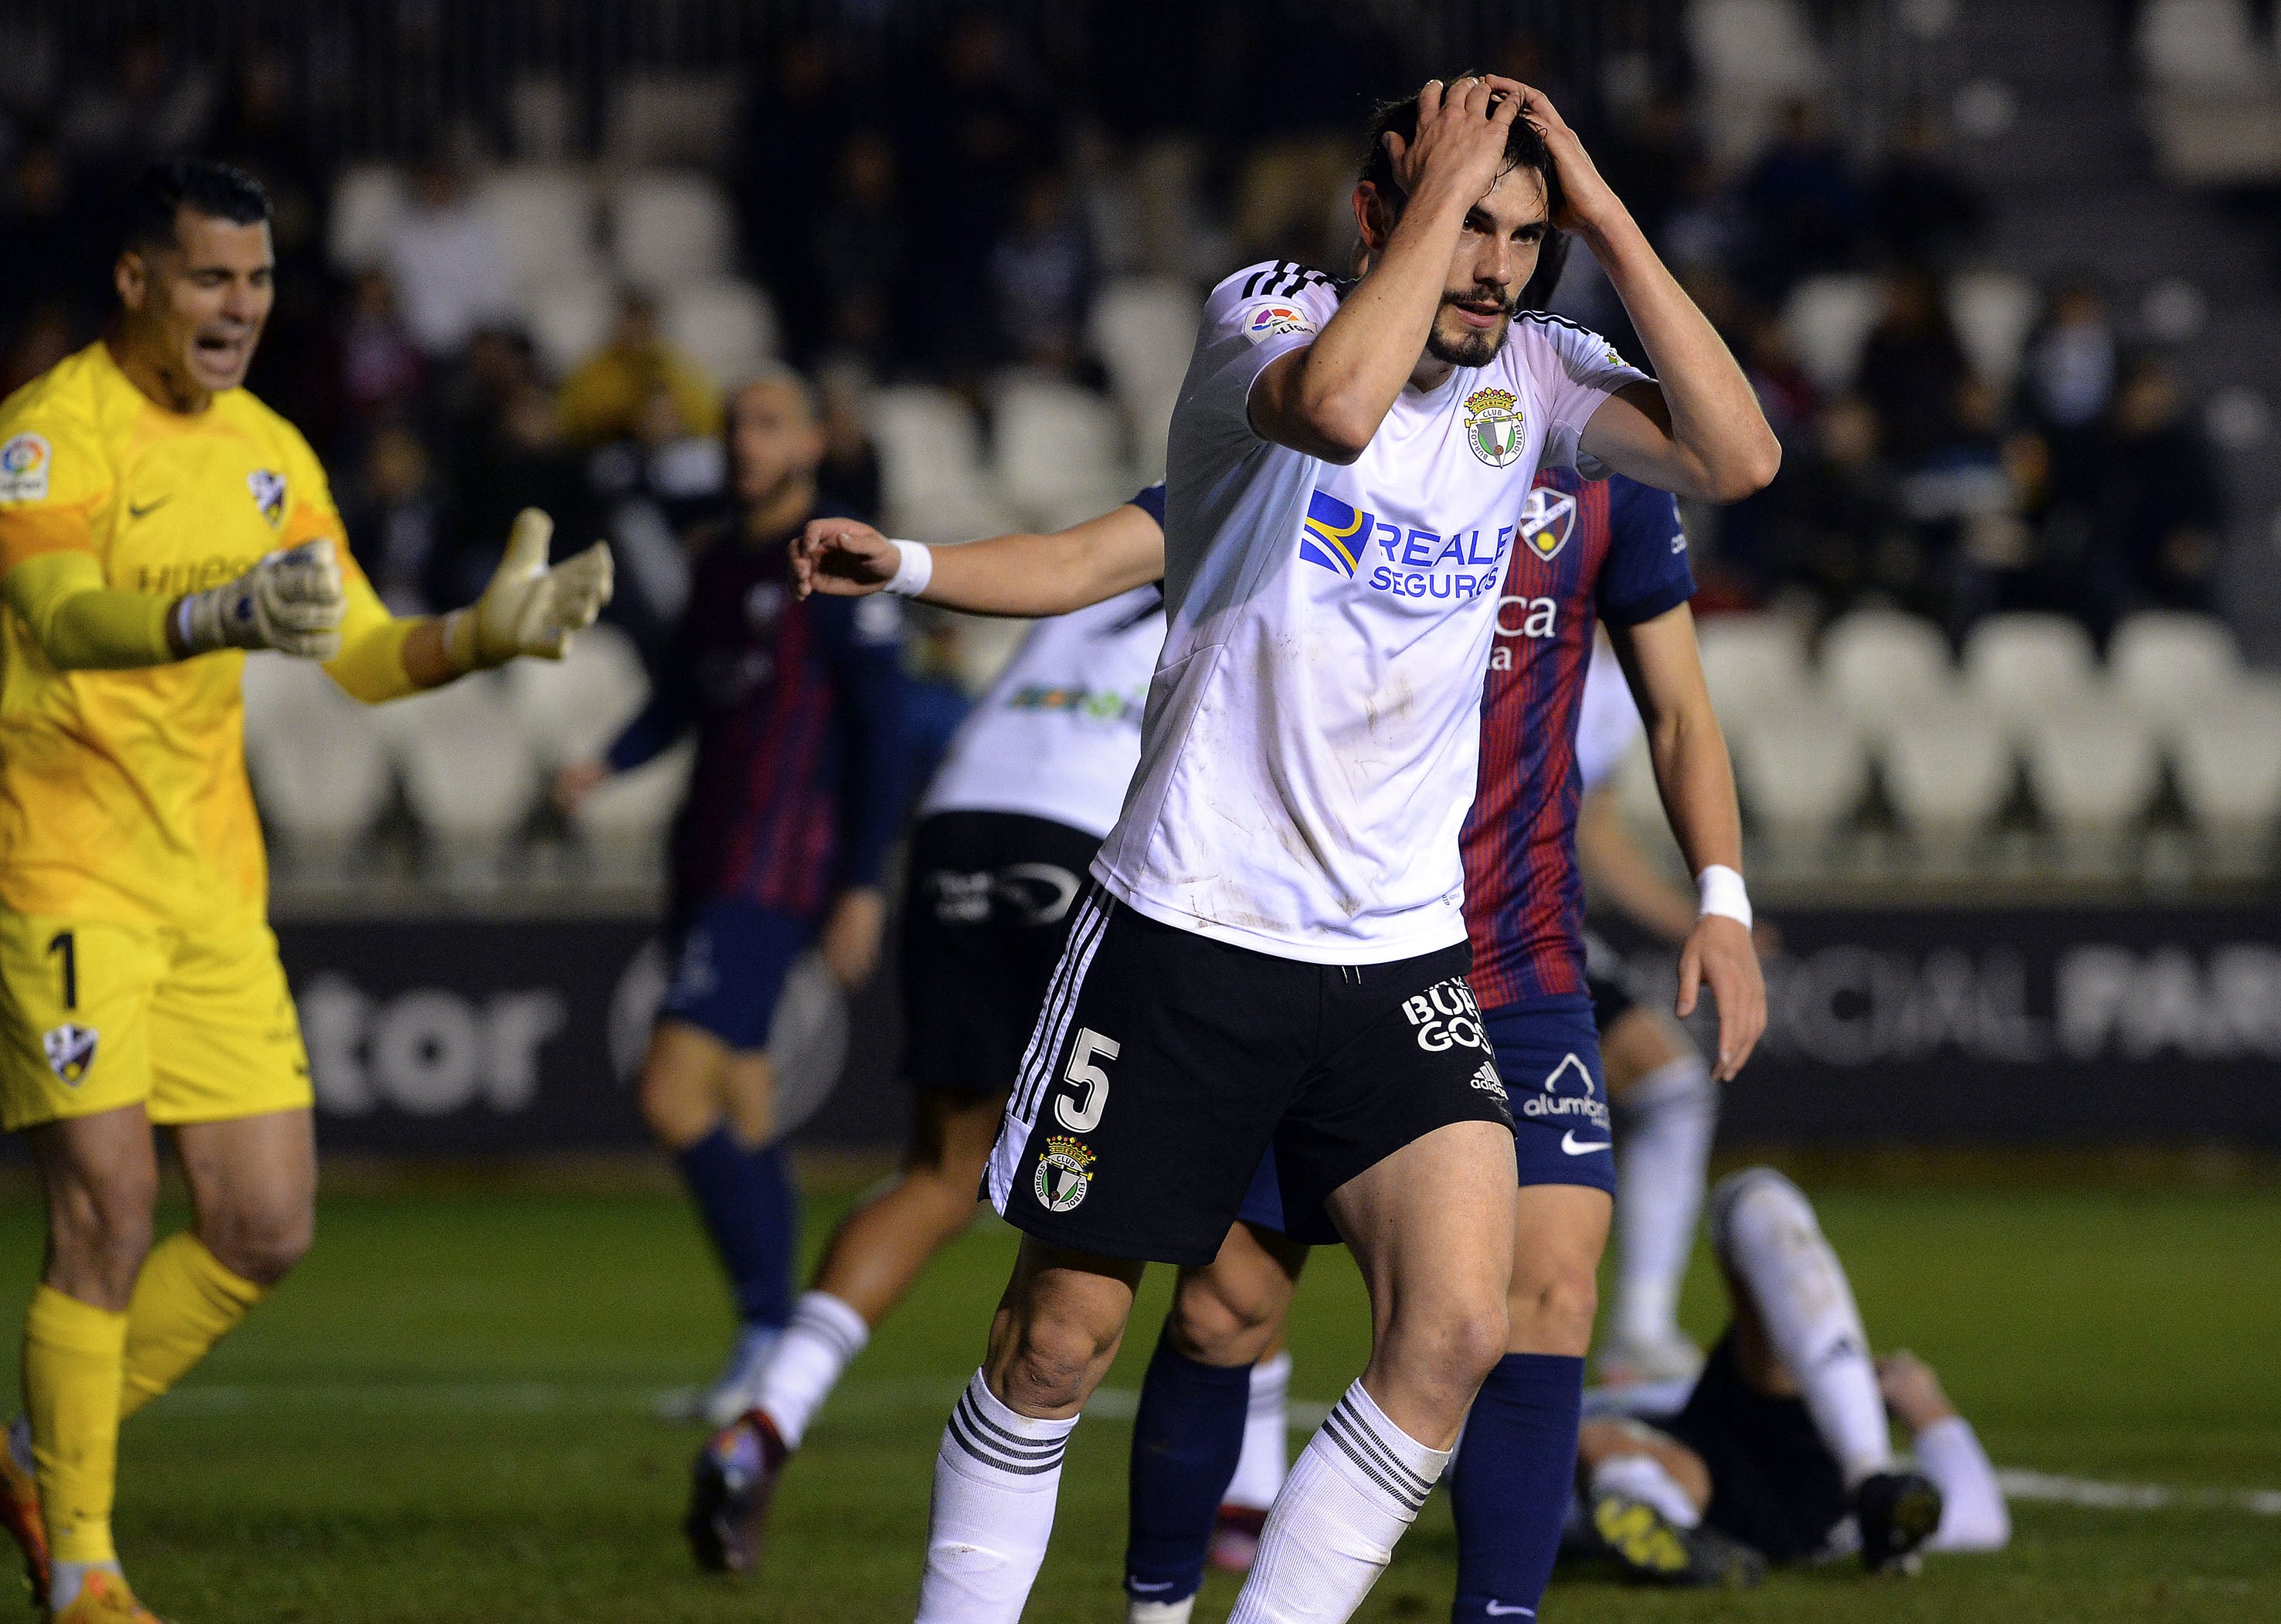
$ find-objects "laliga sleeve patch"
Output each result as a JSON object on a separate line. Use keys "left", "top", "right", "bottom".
{"left": 1241, "top": 302, "right": 1319, "bottom": 345}
{"left": 0, "top": 433, "right": 52, "bottom": 501}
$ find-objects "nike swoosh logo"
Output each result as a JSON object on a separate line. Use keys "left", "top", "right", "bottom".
{"left": 128, "top": 496, "right": 172, "bottom": 520}
{"left": 1484, "top": 1605, "right": 1536, "bottom": 1618}
{"left": 1560, "top": 1131, "right": 1611, "bottom": 1155}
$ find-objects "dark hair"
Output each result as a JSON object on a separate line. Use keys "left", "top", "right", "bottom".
{"left": 120, "top": 158, "right": 271, "bottom": 255}
{"left": 1359, "top": 79, "right": 1571, "bottom": 311}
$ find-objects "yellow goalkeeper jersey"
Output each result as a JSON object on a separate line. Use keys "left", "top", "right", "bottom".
{"left": 0, "top": 342, "right": 397, "bottom": 929}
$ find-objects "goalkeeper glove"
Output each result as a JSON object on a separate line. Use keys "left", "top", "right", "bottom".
{"left": 442, "top": 508, "right": 614, "bottom": 670}
{"left": 173, "top": 539, "right": 347, "bottom": 659}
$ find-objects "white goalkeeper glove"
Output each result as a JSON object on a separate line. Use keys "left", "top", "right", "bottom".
{"left": 442, "top": 508, "right": 615, "bottom": 671}
{"left": 174, "top": 539, "right": 347, "bottom": 659}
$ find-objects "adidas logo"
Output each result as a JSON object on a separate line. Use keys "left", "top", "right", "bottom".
{"left": 1470, "top": 1061, "right": 1506, "bottom": 1100}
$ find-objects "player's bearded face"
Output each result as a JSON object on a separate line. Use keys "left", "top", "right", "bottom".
{"left": 1424, "top": 168, "right": 1548, "bottom": 370}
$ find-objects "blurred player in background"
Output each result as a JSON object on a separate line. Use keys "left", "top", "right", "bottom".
{"left": 556, "top": 369, "right": 907, "bottom": 1434}
{"left": 1573, "top": 1167, "right": 2001, "bottom": 1582}
{"left": 684, "top": 490, "right": 1169, "bottom": 1574}
{"left": 0, "top": 158, "right": 609, "bottom": 1624}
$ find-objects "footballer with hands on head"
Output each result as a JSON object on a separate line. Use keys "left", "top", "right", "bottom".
{"left": 0, "top": 158, "right": 609, "bottom": 1624}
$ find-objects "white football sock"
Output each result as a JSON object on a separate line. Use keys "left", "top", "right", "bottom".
{"left": 1712, "top": 1169, "right": 1892, "bottom": 1487}
{"left": 1227, "top": 1381, "right": 1450, "bottom": 1623}
{"left": 752, "top": 1290, "right": 870, "bottom": 1449}
{"left": 1913, "top": 1416, "right": 2010, "bottom": 1552}
{"left": 1611, "top": 1055, "right": 1716, "bottom": 1349}
{"left": 914, "top": 1370, "right": 1078, "bottom": 1623}
{"left": 1224, "top": 1350, "right": 1292, "bottom": 1510}
{"left": 1590, "top": 1453, "right": 1702, "bottom": 1529}
{"left": 1126, "top": 1599, "right": 1197, "bottom": 1624}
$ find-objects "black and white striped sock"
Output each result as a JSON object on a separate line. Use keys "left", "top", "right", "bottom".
{"left": 915, "top": 1370, "right": 1079, "bottom": 1622}
{"left": 1230, "top": 1381, "right": 1451, "bottom": 1623}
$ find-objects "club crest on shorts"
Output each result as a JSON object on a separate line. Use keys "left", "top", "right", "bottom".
{"left": 42, "top": 1023, "right": 97, "bottom": 1085}
{"left": 1463, "top": 386, "right": 1526, "bottom": 470}
{"left": 248, "top": 468, "right": 287, "bottom": 528}
{"left": 1033, "top": 1135, "right": 1095, "bottom": 1213}
{"left": 1517, "top": 486, "right": 1577, "bottom": 563}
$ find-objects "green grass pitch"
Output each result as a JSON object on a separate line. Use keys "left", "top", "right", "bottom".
{"left": 5, "top": 1169, "right": 2277, "bottom": 1622}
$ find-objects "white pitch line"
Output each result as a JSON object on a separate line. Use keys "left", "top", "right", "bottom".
{"left": 148, "top": 1382, "right": 2280, "bottom": 1518}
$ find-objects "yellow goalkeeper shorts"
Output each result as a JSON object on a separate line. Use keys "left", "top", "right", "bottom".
{"left": 0, "top": 913, "right": 312, "bottom": 1131}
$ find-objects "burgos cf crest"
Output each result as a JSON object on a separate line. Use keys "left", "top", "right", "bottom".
{"left": 1033, "top": 1136, "right": 1095, "bottom": 1214}
{"left": 1298, "top": 489, "right": 1370, "bottom": 577}
{"left": 1518, "top": 486, "right": 1577, "bottom": 563}
{"left": 248, "top": 469, "right": 287, "bottom": 528}
{"left": 1464, "top": 385, "right": 1526, "bottom": 469}
{"left": 42, "top": 1023, "right": 98, "bottom": 1085}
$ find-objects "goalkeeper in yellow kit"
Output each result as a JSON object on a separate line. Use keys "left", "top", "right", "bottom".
{"left": 0, "top": 160, "right": 613, "bottom": 1623}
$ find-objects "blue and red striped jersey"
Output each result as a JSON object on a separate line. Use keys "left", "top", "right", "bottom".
{"left": 1462, "top": 469, "right": 1694, "bottom": 1012}
{"left": 606, "top": 500, "right": 909, "bottom": 921}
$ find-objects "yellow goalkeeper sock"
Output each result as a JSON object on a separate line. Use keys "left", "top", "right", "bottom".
{"left": 118, "top": 1234, "right": 265, "bottom": 1423}
{"left": 22, "top": 1286, "right": 127, "bottom": 1565}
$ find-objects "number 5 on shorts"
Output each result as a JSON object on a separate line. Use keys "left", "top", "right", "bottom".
{"left": 1054, "top": 1028, "right": 1118, "bottom": 1133}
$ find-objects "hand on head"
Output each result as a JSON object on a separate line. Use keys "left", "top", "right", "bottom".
{"left": 1380, "top": 74, "right": 1527, "bottom": 207}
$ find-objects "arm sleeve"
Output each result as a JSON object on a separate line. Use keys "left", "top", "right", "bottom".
{"left": 1597, "top": 475, "right": 1696, "bottom": 626}
{"left": 1913, "top": 1416, "right": 2011, "bottom": 1552}
{"left": 602, "top": 646, "right": 694, "bottom": 775}
{"left": 0, "top": 553, "right": 173, "bottom": 668}
{"left": 813, "top": 593, "right": 911, "bottom": 892}
{"left": 1129, "top": 483, "right": 1167, "bottom": 524}
{"left": 1526, "top": 320, "right": 1654, "bottom": 473}
{"left": 1183, "top": 264, "right": 1346, "bottom": 453}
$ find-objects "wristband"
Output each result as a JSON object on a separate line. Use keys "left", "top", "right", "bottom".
{"left": 883, "top": 538, "right": 934, "bottom": 598}
{"left": 1695, "top": 864, "right": 1752, "bottom": 931}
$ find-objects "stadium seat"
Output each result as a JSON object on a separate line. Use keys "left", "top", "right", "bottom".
{"left": 2021, "top": 701, "right": 2162, "bottom": 857}
{"left": 1879, "top": 700, "right": 2015, "bottom": 851}
{"left": 328, "top": 164, "right": 406, "bottom": 274}
{"left": 1127, "top": 385, "right": 1180, "bottom": 483}
{"left": 1782, "top": 274, "right": 1886, "bottom": 395}
{"left": 1088, "top": 276, "right": 1203, "bottom": 409}
{"left": 993, "top": 378, "right": 1129, "bottom": 527}
{"left": 2171, "top": 685, "right": 2281, "bottom": 864}
{"left": 1732, "top": 702, "right": 1870, "bottom": 853}
{"left": 660, "top": 276, "right": 776, "bottom": 388}
{"left": 2137, "top": 0, "right": 2271, "bottom": 88}
{"left": 384, "top": 676, "right": 541, "bottom": 883}
{"left": 503, "top": 622, "right": 651, "bottom": 769}
{"left": 241, "top": 654, "right": 393, "bottom": 859}
{"left": 477, "top": 167, "right": 602, "bottom": 298}
{"left": 1819, "top": 609, "right": 1954, "bottom": 734}
{"left": 509, "top": 75, "right": 575, "bottom": 163}
{"left": 1962, "top": 613, "right": 2099, "bottom": 732}
{"left": 606, "top": 171, "right": 735, "bottom": 292}
{"left": 1685, "top": 0, "right": 1826, "bottom": 162}
{"left": 1947, "top": 271, "right": 2040, "bottom": 393}
{"left": 571, "top": 737, "right": 694, "bottom": 873}
{"left": 524, "top": 271, "right": 618, "bottom": 380}
{"left": 1695, "top": 613, "right": 1813, "bottom": 733}
{"left": 2109, "top": 609, "right": 2243, "bottom": 725}
{"left": 870, "top": 386, "right": 1012, "bottom": 541}
{"left": 607, "top": 72, "right": 738, "bottom": 168}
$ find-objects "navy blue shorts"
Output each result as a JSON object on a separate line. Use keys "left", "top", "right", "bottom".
{"left": 1237, "top": 998, "right": 1612, "bottom": 1241}
{"left": 658, "top": 897, "right": 816, "bottom": 1052}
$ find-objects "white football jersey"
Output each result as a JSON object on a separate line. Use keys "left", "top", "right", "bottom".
{"left": 1094, "top": 261, "right": 1648, "bottom": 962}
{"left": 1573, "top": 635, "right": 1645, "bottom": 793}
{"left": 920, "top": 586, "right": 1166, "bottom": 839}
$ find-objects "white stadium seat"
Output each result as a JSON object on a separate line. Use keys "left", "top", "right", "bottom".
{"left": 328, "top": 164, "right": 406, "bottom": 274}
{"left": 572, "top": 738, "right": 694, "bottom": 860}
{"left": 2109, "top": 610, "right": 2242, "bottom": 725}
{"left": 607, "top": 171, "right": 735, "bottom": 292}
{"left": 2022, "top": 701, "right": 2162, "bottom": 853}
{"left": 1088, "top": 276, "right": 1203, "bottom": 408}
{"left": 1695, "top": 613, "right": 1813, "bottom": 733}
{"left": 607, "top": 72, "right": 738, "bottom": 168}
{"left": 1782, "top": 274, "right": 1886, "bottom": 395}
{"left": 993, "top": 378, "right": 1128, "bottom": 527}
{"left": 384, "top": 677, "right": 540, "bottom": 880}
{"left": 1963, "top": 613, "right": 2099, "bottom": 732}
{"left": 870, "top": 385, "right": 1013, "bottom": 541}
{"left": 2137, "top": 0, "right": 2272, "bottom": 89}
{"left": 1880, "top": 700, "right": 2015, "bottom": 845}
{"left": 503, "top": 623, "right": 650, "bottom": 769}
{"left": 1947, "top": 271, "right": 2040, "bottom": 394}
{"left": 477, "top": 167, "right": 601, "bottom": 298}
{"left": 1819, "top": 609, "right": 1953, "bottom": 734}
{"left": 660, "top": 276, "right": 776, "bottom": 388}
{"left": 1733, "top": 702, "right": 1870, "bottom": 849}
{"left": 241, "top": 655, "right": 392, "bottom": 855}
{"left": 2172, "top": 687, "right": 2281, "bottom": 863}
{"left": 524, "top": 271, "right": 617, "bottom": 380}
{"left": 1126, "top": 385, "right": 1180, "bottom": 483}
{"left": 1687, "top": 0, "right": 1824, "bottom": 92}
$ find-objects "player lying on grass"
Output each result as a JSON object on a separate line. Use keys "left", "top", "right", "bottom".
{"left": 0, "top": 158, "right": 609, "bottom": 1624}
{"left": 793, "top": 71, "right": 1774, "bottom": 1618}
{"left": 1199, "top": 633, "right": 1773, "bottom": 1578}
{"left": 1570, "top": 1166, "right": 2008, "bottom": 1584}
{"left": 681, "top": 493, "right": 1167, "bottom": 1571}
{"left": 558, "top": 369, "right": 907, "bottom": 1438}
